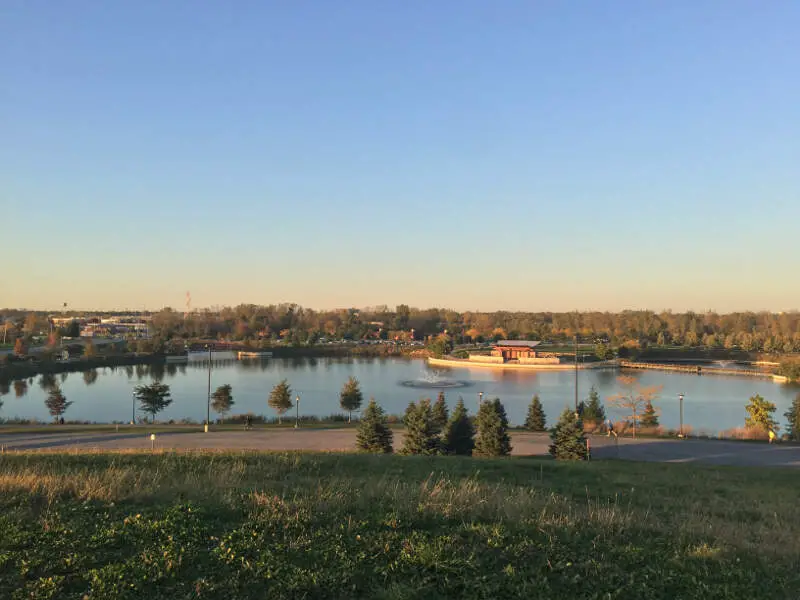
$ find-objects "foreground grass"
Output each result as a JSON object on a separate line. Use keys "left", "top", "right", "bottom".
{"left": 0, "top": 453, "right": 798, "bottom": 599}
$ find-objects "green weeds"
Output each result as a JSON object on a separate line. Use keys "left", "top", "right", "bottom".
{"left": 0, "top": 452, "right": 798, "bottom": 598}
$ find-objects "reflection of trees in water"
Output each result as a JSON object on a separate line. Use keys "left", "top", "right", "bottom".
{"left": 14, "top": 380, "right": 28, "bottom": 398}
{"left": 39, "top": 373, "right": 58, "bottom": 391}
{"left": 135, "top": 365, "right": 147, "bottom": 380}
{"left": 307, "top": 357, "right": 318, "bottom": 369}
{"left": 165, "top": 363, "right": 178, "bottom": 377}
{"left": 83, "top": 369, "right": 99, "bottom": 385}
{"left": 125, "top": 366, "right": 135, "bottom": 379}
{"left": 150, "top": 363, "right": 166, "bottom": 382}
{"left": 178, "top": 365, "right": 187, "bottom": 375}
{"left": 593, "top": 369, "right": 616, "bottom": 387}
{"left": 0, "top": 381, "right": 10, "bottom": 395}
{"left": 60, "top": 372, "right": 69, "bottom": 383}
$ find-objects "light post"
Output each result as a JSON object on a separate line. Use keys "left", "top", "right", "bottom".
{"left": 574, "top": 335, "right": 579, "bottom": 415}
{"left": 295, "top": 394, "right": 300, "bottom": 429}
{"left": 679, "top": 393, "right": 684, "bottom": 438}
{"left": 478, "top": 391, "right": 483, "bottom": 411}
{"left": 205, "top": 344, "right": 212, "bottom": 432}
{"left": 131, "top": 390, "right": 136, "bottom": 425}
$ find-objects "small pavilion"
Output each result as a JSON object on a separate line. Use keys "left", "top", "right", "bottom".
{"left": 491, "top": 340, "right": 542, "bottom": 361}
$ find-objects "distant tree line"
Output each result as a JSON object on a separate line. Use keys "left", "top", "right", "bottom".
{"left": 3, "top": 305, "right": 800, "bottom": 353}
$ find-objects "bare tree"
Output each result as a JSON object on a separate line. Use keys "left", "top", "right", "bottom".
{"left": 608, "top": 375, "right": 662, "bottom": 438}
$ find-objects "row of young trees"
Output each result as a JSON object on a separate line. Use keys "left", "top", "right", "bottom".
{"left": 355, "top": 393, "right": 512, "bottom": 457}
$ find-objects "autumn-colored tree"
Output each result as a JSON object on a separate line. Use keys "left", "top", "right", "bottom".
{"left": 608, "top": 376, "right": 662, "bottom": 438}
{"left": 339, "top": 376, "right": 363, "bottom": 423}
{"left": 745, "top": 394, "right": 777, "bottom": 432}
{"left": 268, "top": 379, "right": 293, "bottom": 424}
{"left": 211, "top": 384, "right": 235, "bottom": 422}
{"left": 13, "top": 338, "right": 28, "bottom": 356}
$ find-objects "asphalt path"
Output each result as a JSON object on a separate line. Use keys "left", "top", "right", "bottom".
{"left": 1, "top": 430, "right": 799, "bottom": 467}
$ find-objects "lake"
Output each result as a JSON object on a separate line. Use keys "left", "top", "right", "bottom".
{"left": 2, "top": 354, "right": 797, "bottom": 433}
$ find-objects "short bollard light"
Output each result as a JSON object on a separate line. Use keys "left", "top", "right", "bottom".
{"left": 150, "top": 433, "right": 156, "bottom": 450}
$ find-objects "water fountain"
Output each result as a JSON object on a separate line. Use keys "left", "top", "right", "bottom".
{"left": 399, "top": 369, "right": 470, "bottom": 389}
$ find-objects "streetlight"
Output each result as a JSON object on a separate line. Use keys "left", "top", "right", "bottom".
{"left": 131, "top": 390, "right": 136, "bottom": 425}
{"left": 478, "top": 391, "right": 483, "bottom": 410}
{"left": 295, "top": 394, "right": 301, "bottom": 429}
{"left": 205, "top": 344, "right": 212, "bottom": 432}
{"left": 574, "top": 335, "right": 579, "bottom": 414}
{"left": 678, "top": 393, "right": 684, "bottom": 438}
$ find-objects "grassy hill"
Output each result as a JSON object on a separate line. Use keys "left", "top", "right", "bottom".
{"left": 0, "top": 452, "right": 798, "bottom": 598}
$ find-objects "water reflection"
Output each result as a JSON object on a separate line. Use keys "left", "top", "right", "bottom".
{"left": 125, "top": 365, "right": 134, "bottom": 379}
{"left": 83, "top": 369, "right": 99, "bottom": 386}
{"left": 14, "top": 380, "right": 27, "bottom": 398}
{"left": 60, "top": 372, "right": 69, "bottom": 383}
{"left": 39, "top": 373, "right": 57, "bottom": 391}
{"left": 0, "top": 381, "right": 9, "bottom": 396}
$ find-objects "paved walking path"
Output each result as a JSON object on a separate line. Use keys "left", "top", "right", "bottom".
{"left": 1, "top": 429, "right": 799, "bottom": 467}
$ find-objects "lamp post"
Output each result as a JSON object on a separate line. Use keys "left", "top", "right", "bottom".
{"left": 574, "top": 335, "right": 579, "bottom": 415}
{"left": 295, "top": 394, "right": 300, "bottom": 429}
{"left": 131, "top": 390, "right": 136, "bottom": 425}
{"left": 205, "top": 344, "right": 212, "bottom": 432}
{"left": 478, "top": 391, "right": 483, "bottom": 411}
{"left": 678, "top": 393, "right": 684, "bottom": 438}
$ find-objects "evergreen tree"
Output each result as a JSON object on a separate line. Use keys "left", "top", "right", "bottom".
{"left": 549, "top": 408, "right": 588, "bottom": 460}
{"left": 582, "top": 386, "right": 606, "bottom": 424}
{"left": 268, "top": 379, "right": 293, "bottom": 424}
{"left": 356, "top": 398, "right": 393, "bottom": 453}
{"left": 745, "top": 394, "right": 777, "bottom": 431}
{"left": 640, "top": 400, "right": 659, "bottom": 427}
{"left": 474, "top": 398, "right": 512, "bottom": 457}
{"left": 339, "top": 376, "right": 363, "bottom": 423}
{"left": 432, "top": 391, "right": 449, "bottom": 432}
{"left": 211, "top": 384, "right": 235, "bottom": 423}
{"left": 524, "top": 394, "right": 547, "bottom": 431}
{"left": 45, "top": 386, "right": 73, "bottom": 421}
{"left": 785, "top": 392, "right": 800, "bottom": 441}
{"left": 443, "top": 398, "right": 475, "bottom": 455}
{"left": 134, "top": 382, "right": 172, "bottom": 423}
{"left": 401, "top": 399, "right": 441, "bottom": 455}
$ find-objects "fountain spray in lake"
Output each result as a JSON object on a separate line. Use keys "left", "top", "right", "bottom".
{"left": 399, "top": 369, "right": 470, "bottom": 389}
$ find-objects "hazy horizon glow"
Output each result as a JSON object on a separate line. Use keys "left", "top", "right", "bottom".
{"left": 3, "top": 2, "right": 798, "bottom": 313}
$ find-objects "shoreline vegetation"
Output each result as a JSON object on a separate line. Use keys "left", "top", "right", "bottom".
{"left": 0, "top": 452, "right": 798, "bottom": 598}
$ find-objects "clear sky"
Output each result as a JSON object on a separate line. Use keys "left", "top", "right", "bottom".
{"left": 2, "top": 1, "right": 798, "bottom": 313}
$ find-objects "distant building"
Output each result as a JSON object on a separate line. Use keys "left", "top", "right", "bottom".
{"left": 491, "top": 340, "right": 542, "bottom": 361}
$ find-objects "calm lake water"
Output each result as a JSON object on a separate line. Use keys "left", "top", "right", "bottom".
{"left": 2, "top": 354, "right": 798, "bottom": 433}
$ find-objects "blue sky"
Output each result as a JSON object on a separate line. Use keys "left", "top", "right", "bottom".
{"left": 2, "top": 1, "right": 798, "bottom": 312}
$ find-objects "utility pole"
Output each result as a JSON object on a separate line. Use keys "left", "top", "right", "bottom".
{"left": 206, "top": 344, "right": 212, "bottom": 432}
{"left": 574, "top": 335, "right": 579, "bottom": 414}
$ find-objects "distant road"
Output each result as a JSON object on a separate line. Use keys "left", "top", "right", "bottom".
{"left": 1, "top": 430, "right": 799, "bottom": 467}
